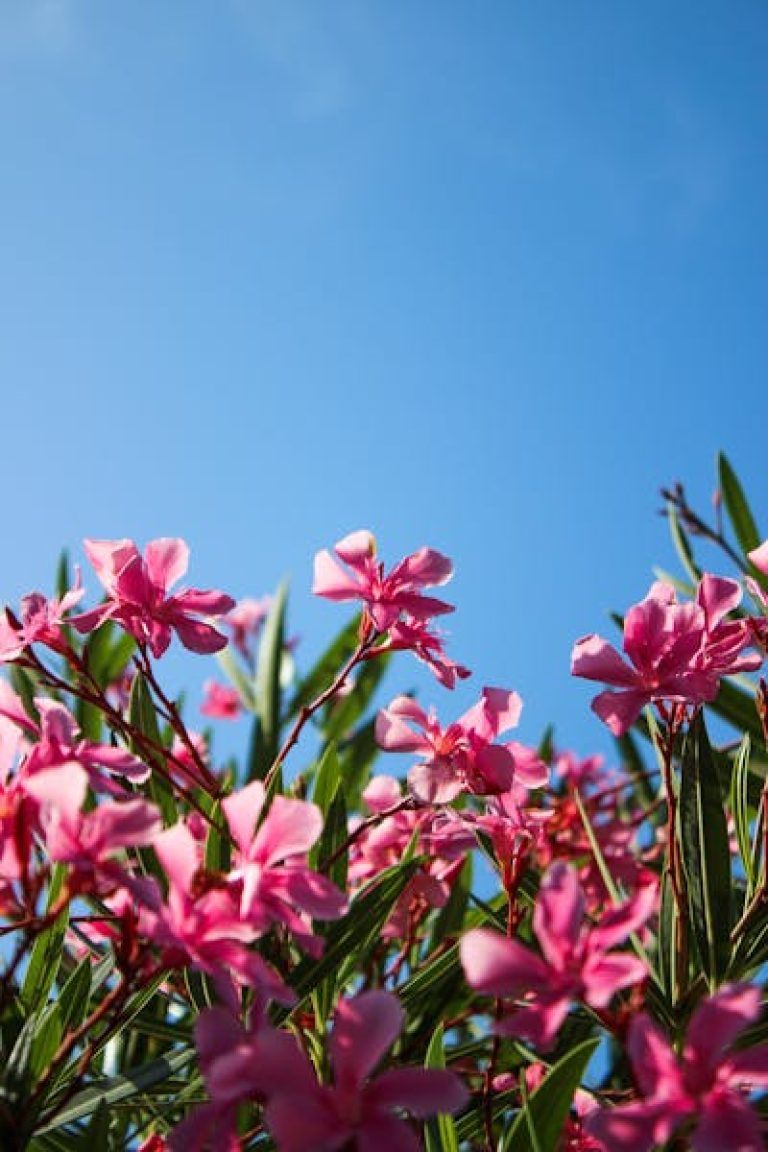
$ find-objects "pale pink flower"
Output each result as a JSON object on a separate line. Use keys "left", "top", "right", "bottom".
{"left": 376, "top": 688, "right": 546, "bottom": 804}
{"left": 588, "top": 984, "right": 768, "bottom": 1152}
{"left": 571, "top": 576, "right": 760, "bottom": 735}
{"left": 313, "top": 530, "right": 454, "bottom": 633}
{"left": 73, "top": 538, "right": 235, "bottom": 658}
{"left": 461, "top": 862, "right": 653, "bottom": 1049}
{"left": 264, "top": 990, "right": 468, "bottom": 1152}
{"left": 200, "top": 680, "right": 242, "bottom": 721}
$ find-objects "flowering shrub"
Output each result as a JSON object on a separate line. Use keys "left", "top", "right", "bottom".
{"left": 2, "top": 453, "right": 768, "bottom": 1151}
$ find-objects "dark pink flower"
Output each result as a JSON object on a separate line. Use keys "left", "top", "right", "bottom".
{"left": 588, "top": 984, "right": 768, "bottom": 1152}
{"left": 313, "top": 530, "right": 454, "bottom": 633}
{"left": 264, "top": 990, "right": 468, "bottom": 1151}
{"left": 461, "top": 862, "right": 653, "bottom": 1049}
{"left": 571, "top": 576, "right": 760, "bottom": 735}
{"left": 73, "top": 538, "right": 235, "bottom": 658}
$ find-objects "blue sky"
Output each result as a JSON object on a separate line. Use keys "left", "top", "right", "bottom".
{"left": 1, "top": 1, "right": 767, "bottom": 767}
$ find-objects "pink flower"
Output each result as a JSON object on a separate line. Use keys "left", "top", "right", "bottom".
{"left": 222, "top": 781, "right": 346, "bottom": 956}
{"left": 373, "top": 615, "right": 471, "bottom": 688}
{"left": 225, "top": 595, "right": 272, "bottom": 662}
{"left": 571, "top": 576, "right": 760, "bottom": 735}
{"left": 140, "top": 821, "right": 294, "bottom": 1009}
{"left": 460, "top": 862, "right": 653, "bottom": 1049}
{"left": 200, "top": 680, "right": 242, "bottom": 721}
{"left": 588, "top": 984, "right": 768, "bottom": 1152}
{"left": 313, "top": 530, "right": 454, "bottom": 633}
{"left": 264, "top": 990, "right": 468, "bottom": 1152}
{"left": 0, "top": 575, "right": 85, "bottom": 661}
{"left": 376, "top": 688, "right": 546, "bottom": 804}
{"left": 24, "top": 761, "right": 161, "bottom": 893}
{"left": 73, "top": 538, "right": 235, "bottom": 658}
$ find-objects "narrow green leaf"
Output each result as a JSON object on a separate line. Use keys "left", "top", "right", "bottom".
{"left": 249, "top": 582, "right": 288, "bottom": 780}
{"left": 424, "top": 1024, "right": 459, "bottom": 1152}
{"left": 215, "top": 645, "right": 257, "bottom": 713}
{"left": 57, "top": 958, "right": 92, "bottom": 1036}
{"left": 730, "top": 735, "right": 755, "bottom": 893}
{"left": 21, "top": 864, "right": 69, "bottom": 1013}
{"left": 718, "top": 452, "right": 761, "bottom": 556}
{"left": 503, "top": 1039, "right": 599, "bottom": 1152}
{"left": 679, "top": 711, "right": 732, "bottom": 987}
{"left": 36, "top": 1047, "right": 195, "bottom": 1132}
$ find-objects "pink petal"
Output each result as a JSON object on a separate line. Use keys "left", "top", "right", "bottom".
{"left": 83, "top": 538, "right": 138, "bottom": 591}
{"left": 591, "top": 688, "right": 649, "bottom": 736}
{"left": 253, "top": 796, "right": 323, "bottom": 867}
{"left": 265, "top": 1089, "right": 343, "bottom": 1152}
{"left": 534, "top": 863, "right": 584, "bottom": 968}
{"left": 222, "top": 780, "right": 265, "bottom": 855}
{"left": 408, "top": 761, "right": 463, "bottom": 804}
{"left": 144, "top": 538, "right": 190, "bottom": 593}
{"left": 312, "top": 550, "right": 364, "bottom": 601}
{"left": 507, "top": 742, "right": 549, "bottom": 789}
{"left": 696, "top": 574, "right": 742, "bottom": 630}
{"left": 393, "top": 547, "right": 453, "bottom": 589}
{"left": 330, "top": 991, "right": 403, "bottom": 1089}
{"left": 23, "top": 761, "right": 88, "bottom": 824}
{"left": 481, "top": 687, "right": 523, "bottom": 736}
{"left": 368, "top": 1067, "right": 468, "bottom": 1117}
{"left": 357, "top": 1114, "right": 421, "bottom": 1152}
{"left": 154, "top": 822, "right": 199, "bottom": 894}
{"left": 571, "top": 634, "right": 639, "bottom": 687}
{"left": 748, "top": 540, "right": 768, "bottom": 574}
{"left": 334, "top": 530, "right": 376, "bottom": 567}
{"left": 460, "top": 928, "right": 549, "bottom": 995}
{"left": 582, "top": 953, "right": 649, "bottom": 1008}
{"left": 627, "top": 1015, "right": 684, "bottom": 1099}
{"left": 694, "top": 1092, "right": 764, "bottom": 1152}
{"left": 375, "top": 701, "right": 429, "bottom": 753}
{"left": 685, "top": 984, "right": 760, "bottom": 1078}
{"left": 171, "top": 615, "right": 229, "bottom": 654}
{"left": 171, "top": 588, "right": 236, "bottom": 616}
{"left": 87, "top": 799, "right": 162, "bottom": 853}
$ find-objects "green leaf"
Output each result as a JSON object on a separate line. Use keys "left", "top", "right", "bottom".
{"left": 320, "top": 653, "right": 391, "bottom": 743}
{"left": 679, "top": 711, "right": 732, "bottom": 987}
{"left": 718, "top": 452, "right": 761, "bottom": 556}
{"left": 289, "top": 615, "right": 362, "bottom": 717}
{"left": 128, "top": 672, "right": 176, "bottom": 829}
{"left": 502, "top": 1039, "right": 599, "bottom": 1152}
{"left": 21, "top": 864, "right": 69, "bottom": 1013}
{"left": 56, "top": 958, "right": 93, "bottom": 1036}
{"left": 36, "top": 1047, "right": 195, "bottom": 1132}
{"left": 424, "top": 1024, "right": 459, "bottom": 1152}
{"left": 287, "top": 862, "right": 418, "bottom": 1007}
{"left": 215, "top": 645, "right": 257, "bottom": 713}
{"left": 249, "top": 582, "right": 288, "bottom": 781}
{"left": 730, "top": 735, "right": 756, "bottom": 894}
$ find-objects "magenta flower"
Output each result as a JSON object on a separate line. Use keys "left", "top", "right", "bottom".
{"left": 376, "top": 688, "right": 546, "bottom": 804}
{"left": 0, "top": 574, "right": 84, "bottom": 661}
{"left": 571, "top": 576, "right": 760, "bottom": 735}
{"left": 460, "top": 862, "right": 653, "bottom": 1049}
{"left": 313, "top": 530, "right": 455, "bottom": 633}
{"left": 264, "top": 990, "right": 468, "bottom": 1152}
{"left": 588, "top": 984, "right": 768, "bottom": 1152}
{"left": 72, "top": 538, "right": 235, "bottom": 658}
{"left": 374, "top": 615, "right": 471, "bottom": 689}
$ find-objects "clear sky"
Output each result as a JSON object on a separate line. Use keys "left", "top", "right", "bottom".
{"left": 1, "top": 1, "right": 767, "bottom": 767}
